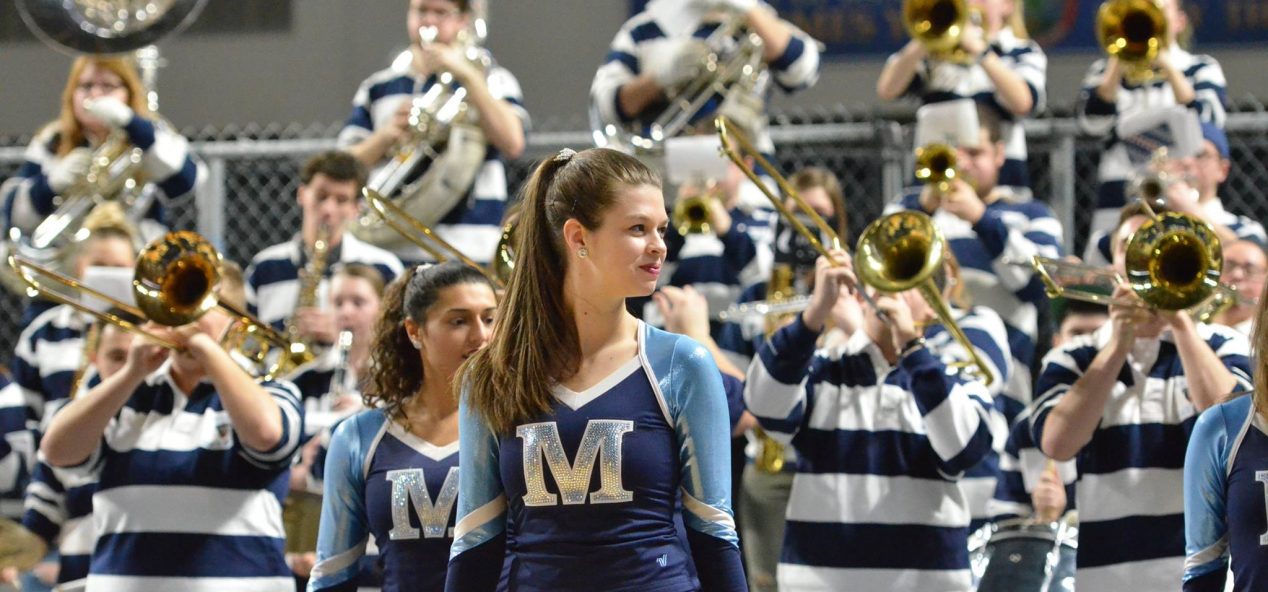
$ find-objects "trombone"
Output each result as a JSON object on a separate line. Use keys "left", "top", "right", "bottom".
{"left": 715, "top": 116, "right": 994, "bottom": 385}
{"left": 1028, "top": 210, "right": 1223, "bottom": 312}
{"left": 361, "top": 187, "right": 506, "bottom": 289}
{"left": 7, "top": 231, "right": 308, "bottom": 381}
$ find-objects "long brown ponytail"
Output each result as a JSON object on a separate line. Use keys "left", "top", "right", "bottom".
{"left": 460, "top": 148, "right": 660, "bottom": 435}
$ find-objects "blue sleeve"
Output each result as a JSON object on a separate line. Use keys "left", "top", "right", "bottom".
{"left": 308, "top": 413, "right": 374, "bottom": 592}
{"left": 236, "top": 380, "right": 304, "bottom": 470}
{"left": 1182, "top": 400, "right": 1240, "bottom": 591}
{"left": 445, "top": 386, "right": 507, "bottom": 592}
{"left": 743, "top": 315, "right": 820, "bottom": 444}
{"left": 669, "top": 336, "right": 746, "bottom": 591}
{"left": 718, "top": 226, "right": 758, "bottom": 279}
{"left": 901, "top": 348, "right": 996, "bottom": 478}
{"left": 720, "top": 373, "right": 746, "bottom": 431}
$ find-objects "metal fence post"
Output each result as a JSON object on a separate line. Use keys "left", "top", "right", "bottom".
{"left": 198, "top": 156, "right": 227, "bottom": 252}
{"left": 1049, "top": 126, "right": 1077, "bottom": 251}
{"left": 878, "top": 120, "right": 905, "bottom": 203}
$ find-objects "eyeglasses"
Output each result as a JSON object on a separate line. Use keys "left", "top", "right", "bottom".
{"left": 75, "top": 81, "right": 125, "bottom": 94}
{"left": 1225, "top": 261, "right": 1267, "bottom": 277}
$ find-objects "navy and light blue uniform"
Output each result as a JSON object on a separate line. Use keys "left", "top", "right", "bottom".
{"left": 987, "top": 407, "right": 1077, "bottom": 521}
{"left": 2, "top": 119, "right": 201, "bottom": 242}
{"left": 891, "top": 190, "right": 1063, "bottom": 424}
{"left": 1031, "top": 323, "right": 1251, "bottom": 592}
{"left": 338, "top": 51, "right": 529, "bottom": 264}
{"left": 447, "top": 322, "right": 745, "bottom": 591}
{"left": 892, "top": 28, "right": 1047, "bottom": 192}
{"left": 744, "top": 315, "right": 997, "bottom": 591}
{"left": 590, "top": 1, "right": 820, "bottom": 156}
{"left": 1077, "top": 45, "right": 1228, "bottom": 243}
{"left": 63, "top": 362, "right": 303, "bottom": 591}
{"left": 246, "top": 234, "right": 402, "bottom": 333}
{"left": 23, "top": 450, "right": 97, "bottom": 591}
{"left": 309, "top": 409, "right": 457, "bottom": 592}
{"left": 1183, "top": 394, "right": 1268, "bottom": 592}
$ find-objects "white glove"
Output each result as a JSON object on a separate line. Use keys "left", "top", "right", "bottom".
{"left": 83, "top": 97, "right": 134, "bottom": 129}
{"left": 47, "top": 148, "right": 93, "bottom": 193}
{"left": 645, "top": 39, "right": 707, "bottom": 91}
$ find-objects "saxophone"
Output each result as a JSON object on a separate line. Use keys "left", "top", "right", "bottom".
{"left": 283, "top": 224, "right": 331, "bottom": 369}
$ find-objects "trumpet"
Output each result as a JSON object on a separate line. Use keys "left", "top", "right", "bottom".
{"left": 915, "top": 143, "right": 959, "bottom": 193}
{"left": 716, "top": 116, "right": 993, "bottom": 385}
{"left": 362, "top": 187, "right": 506, "bottom": 289}
{"left": 1097, "top": 0, "right": 1168, "bottom": 85}
{"left": 903, "top": 0, "right": 979, "bottom": 64}
{"left": 1029, "top": 211, "right": 1222, "bottom": 312}
{"left": 8, "top": 231, "right": 308, "bottom": 381}
{"left": 671, "top": 183, "right": 724, "bottom": 236}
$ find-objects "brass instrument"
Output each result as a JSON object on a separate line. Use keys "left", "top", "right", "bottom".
{"left": 671, "top": 183, "right": 723, "bottom": 236}
{"left": 492, "top": 222, "right": 516, "bottom": 286}
{"left": 8, "top": 231, "right": 308, "bottom": 381}
{"left": 716, "top": 115, "right": 993, "bottom": 385}
{"left": 283, "top": 224, "right": 332, "bottom": 368}
{"left": 903, "top": 0, "right": 978, "bottom": 64}
{"left": 1030, "top": 211, "right": 1222, "bottom": 311}
{"left": 15, "top": 0, "right": 208, "bottom": 55}
{"left": 915, "top": 143, "right": 959, "bottom": 193}
{"left": 594, "top": 15, "right": 767, "bottom": 155}
{"left": 352, "top": 25, "right": 490, "bottom": 252}
{"left": 856, "top": 211, "right": 996, "bottom": 386}
{"left": 1097, "top": 0, "right": 1168, "bottom": 85}
{"left": 362, "top": 188, "right": 505, "bottom": 289}
{"left": 1190, "top": 284, "right": 1255, "bottom": 324}
{"left": 31, "top": 131, "right": 148, "bottom": 252}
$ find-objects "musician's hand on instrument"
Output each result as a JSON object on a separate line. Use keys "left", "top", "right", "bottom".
{"left": 647, "top": 42, "right": 702, "bottom": 93}
{"left": 691, "top": 0, "right": 758, "bottom": 14}
{"left": 918, "top": 183, "right": 943, "bottom": 214}
{"left": 1107, "top": 284, "right": 1148, "bottom": 349}
{"left": 1163, "top": 178, "right": 1201, "bottom": 216}
{"left": 83, "top": 97, "right": 135, "bottom": 129}
{"left": 653, "top": 285, "right": 711, "bottom": 340}
{"left": 803, "top": 249, "right": 856, "bottom": 332}
{"left": 375, "top": 101, "right": 412, "bottom": 147}
{"left": 295, "top": 308, "right": 339, "bottom": 345}
{"left": 829, "top": 286, "right": 864, "bottom": 338}
{"left": 124, "top": 326, "right": 171, "bottom": 379}
{"left": 940, "top": 179, "right": 986, "bottom": 224}
{"left": 959, "top": 22, "right": 988, "bottom": 60}
{"left": 707, "top": 197, "right": 733, "bottom": 236}
{"left": 419, "top": 43, "right": 479, "bottom": 85}
{"left": 874, "top": 294, "right": 921, "bottom": 352}
{"left": 46, "top": 148, "right": 93, "bottom": 193}
{"left": 1152, "top": 48, "right": 1175, "bottom": 75}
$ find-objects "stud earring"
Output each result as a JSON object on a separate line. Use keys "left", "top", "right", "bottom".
{"left": 578, "top": 246, "right": 589, "bottom": 258}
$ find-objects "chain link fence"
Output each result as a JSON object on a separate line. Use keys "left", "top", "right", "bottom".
{"left": 1, "top": 112, "right": 1267, "bottom": 366}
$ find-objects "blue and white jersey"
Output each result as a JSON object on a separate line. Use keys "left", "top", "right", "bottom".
{"left": 23, "top": 450, "right": 97, "bottom": 592}
{"left": 309, "top": 409, "right": 457, "bottom": 592}
{"left": 894, "top": 28, "right": 1047, "bottom": 192}
{"left": 0, "top": 372, "right": 31, "bottom": 521}
{"left": 1031, "top": 323, "right": 1252, "bottom": 592}
{"left": 891, "top": 189, "right": 1063, "bottom": 423}
{"left": 1077, "top": 46, "right": 1228, "bottom": 240}
{"left": 448, "top": 322, "right": 745, "bottom": 592}
{"left": 1, "top": 119, "right": 202, "bottom": 241}
{"left": 246, "top": 234, "right": 402, "bottom": 332}
{"left": 926, "top": 306, "right": 1012, "bottom": 533}
{"left": 987, "top": 407, "right": 1077, "bottom": 521}
{"left": 64, "top": 362, "right": 303, "bottom": 591}
{"left": 287, "top": 348, "right": 365, "bottom": 443}
{"left": 338, "top": 51, "right": 529, "bottom": 264}
{"left": 1084, "top": 197, "right": 1268, "bottom": 267}
{"left": 1183, "top": 394, "right": 1268, "bottom": 592}
{"left": 590, "top": 2, "right": 820, "bottom": 155}
{"left": 744, "top": 315, "right": 996, "bottom": 591}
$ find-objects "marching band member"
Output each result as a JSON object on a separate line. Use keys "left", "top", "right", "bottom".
{"left": 308, "top": 262, "right": 496, "bottom": 592}
{"left": 20, "top": 311, "right": 139, "bottom": 592}
{"left": 1, "top": 56, "right": 201, "bottom": 326}
{"left": 589, "top": 0, "right": 819, "bottom": 164}
{"left": 1182, "top": 279, "right": 1268, "bottom": 591}
{"left": 246, "top": 151, "right": 403, "bottom": 340}
{"left": 1078, "top": 0, "right": 1227, "bottom": 243}
{"left": 0, "top": 213, "right": 139, "bottom": 516}
{"left": 891, "top": 102, "right": 1062, "bottom": 427}
{"left": 1210, "top": 240, "right": 1266, "bottom": 335}
{"left": 989, "top": 295, "right": 1107, "bottom": 522}
{"left": 341, "top": 0, "right": 528, "bottom": 264}
{"left": 40, "top": 264, "right": 305, "bottom": 591}
{"left": 447, "top": 148, "right": 745, "bottom": 591}
{"left": 745, "top": 249, "right": 999, "bottom": 591}
{"left": 876, "top": 0, "right": 1045, "bottom": 193}
{"left": 1032, "top": 201, "right": 1252, "bottom": 591}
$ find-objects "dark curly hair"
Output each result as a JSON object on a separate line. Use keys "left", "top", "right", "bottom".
{"left": 363, "top": 261, "right": 494, "bottom": 419}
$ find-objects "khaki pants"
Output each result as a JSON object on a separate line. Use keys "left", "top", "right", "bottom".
{"left": 739, "top": 463, "right": 794, "bottom": 592}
